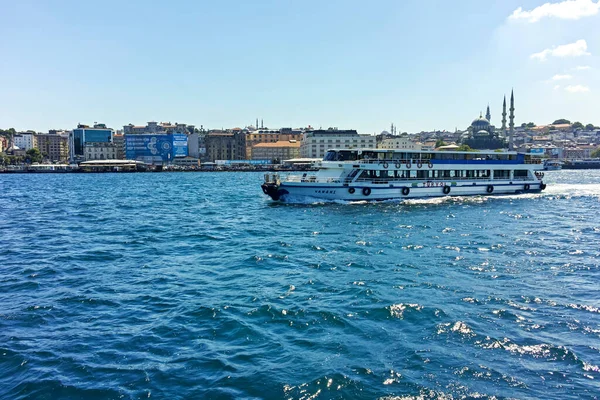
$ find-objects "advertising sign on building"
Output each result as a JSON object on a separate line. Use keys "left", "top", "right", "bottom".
{"left": 530, "top": 148, "right": 545, "bottom": 155}
{"left": 172, "top": 134, "right": 188, "bottom": 158}
{"left": 125, "top": 134, "right": 173, "bottom": 163}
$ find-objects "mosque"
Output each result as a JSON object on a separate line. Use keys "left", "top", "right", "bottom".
{"left": 461, "top": 91, "right": 514, "bottom": 150}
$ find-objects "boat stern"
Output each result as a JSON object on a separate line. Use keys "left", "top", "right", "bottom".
{"left": 261, "top": 173, "right": 288, "bottom": 201}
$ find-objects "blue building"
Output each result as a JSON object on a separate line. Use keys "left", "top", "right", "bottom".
{"left": 125, "top": 134, "right": 188, "bottom": 164}
{"left": 71, "top": 123, "right": 114, "bottom": 160}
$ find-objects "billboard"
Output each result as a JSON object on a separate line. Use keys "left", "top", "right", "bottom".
{"left": 530, "top": 148, "right": 545, "bottom": 155}
{"left": 125, "top": 134, "right": 173, "bottom": 162}
{"left": 172, "top": 134, "right": 188, "bottom": 157}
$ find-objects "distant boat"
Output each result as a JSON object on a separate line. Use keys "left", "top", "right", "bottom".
{"left": 543, "top": 159, "right": 562, "bottom": 171}
{"left": 26, "top": 164, "right": 74, "bottom": 173}
{"left": 563, "top": 159, "right": 600, "bottom": 170}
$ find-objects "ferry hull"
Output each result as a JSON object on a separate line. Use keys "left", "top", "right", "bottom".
{"left": 266, "top": 181, "right": 545, "bottom": 201}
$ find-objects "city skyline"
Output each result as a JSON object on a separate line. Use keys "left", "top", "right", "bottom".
{"left": 1, "top": 0, "right": 599, "bottom": 134}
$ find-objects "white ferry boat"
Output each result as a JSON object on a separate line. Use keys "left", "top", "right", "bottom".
{"left": 543, "top": 159, "right": 562, "bottom": 171}
{"left": 261, "top": 149, "right": 546, "bottom": 201}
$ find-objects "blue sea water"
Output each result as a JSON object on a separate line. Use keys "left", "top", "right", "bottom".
{"left": 0, "top": 170, "right": 599, "bottom": 400}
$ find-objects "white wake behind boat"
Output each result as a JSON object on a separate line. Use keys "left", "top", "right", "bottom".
{"left": 261, "top": 148, "right": 546, "bottom": 201}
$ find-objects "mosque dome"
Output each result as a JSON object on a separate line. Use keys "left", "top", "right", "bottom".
{"left": 471, "top": 116, "right": 490, "bottom": 129}
{"left": 475, "top": 129, "right": 490, "bottom": 136}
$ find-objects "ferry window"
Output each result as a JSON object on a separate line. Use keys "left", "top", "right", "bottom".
{"left": 494, "top": 170, "right": 509, "bottom": 179}
{"left": 514, "top": 170, "right": 528, "bottom": 178}
{"left": 362, "top": 151, "right": 377, "bottom": 160}
{"left": 338, "top": 150, "right": 355, "bottom": 161}
{"left": 324, "top": 151, "right": 337, "bottom": 161}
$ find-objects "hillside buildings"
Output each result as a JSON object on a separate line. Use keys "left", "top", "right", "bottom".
{"left": 376, "top": 134, "right": 422, "bottom": 150}
{"left": 123, "top": 121, "right": 194, "bottom": 135}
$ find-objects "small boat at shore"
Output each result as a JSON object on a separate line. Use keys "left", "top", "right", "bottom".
{"left": 261, "top": 148, "right": 546, "bottom": 201}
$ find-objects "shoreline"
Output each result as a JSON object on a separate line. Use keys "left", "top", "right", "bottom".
{"left": 0, "top": 168, "right": 316, "bottom": 174}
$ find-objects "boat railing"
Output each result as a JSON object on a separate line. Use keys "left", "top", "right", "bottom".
{"left": 283, "top": 173, "right": 533, "bottom": 184}
{"left": 326, "top": 158, "right": 540, "bottom": 165}
{"left": 285, "top": 175, "right": 342, "bottom": 184}
{"left": 264, "top": 173, "right": 280, "bottom": 184}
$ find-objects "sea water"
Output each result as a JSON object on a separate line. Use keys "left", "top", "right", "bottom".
{"left": 0, "top": 170, "right": 599, "bottom": 399}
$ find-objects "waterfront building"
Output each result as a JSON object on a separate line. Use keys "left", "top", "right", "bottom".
{"left": 564, "top": 145, "right": 596, "bottom": 159}
{"left": 84, "top": 142, "right": 119, "bottom": 161}
{"left": 186, "top": 130, "right": 208, "bottom": 160}
{"left": 71, "top": 123, "right": 114, "bottom": 161}
{"left": 244, "top": 128, "right": 304, "bottom": 159}
{"left": 36, "top": 132, "right": 70, "bottom": 162}
{"left": 205, "top": 130, "right": 245, "bottom": 162}
{"left": 112, "top": 134, "right": 125, "bottom": 159}
{"left": 173, "top": 156, "right": 200, "bottom": 167}
{"left": 251, "top": 140, "right": 301, "bottom": 161}
{"left": 300, "top": 128, "right": 376, "bottom": 159}
{"left": 13, "top": 132, "right": 36, "bottom": 150}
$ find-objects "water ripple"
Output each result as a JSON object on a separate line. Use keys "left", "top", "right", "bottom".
{"left": 1, "top": 170, "right": 599, "bottom": 399}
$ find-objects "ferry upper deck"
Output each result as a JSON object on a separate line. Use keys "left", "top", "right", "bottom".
{"left": 321, "top": 149, "right": 541, "bottom": 165}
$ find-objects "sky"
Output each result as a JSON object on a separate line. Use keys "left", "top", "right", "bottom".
{"left": 1, "top": 0, "right": 599, "bottom": 134}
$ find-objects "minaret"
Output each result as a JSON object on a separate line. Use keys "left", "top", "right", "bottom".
{"left": 256, "top": 118, "right": 259, "bottom": 129}
{"left": 509, "top": 90, "right": 515, "bottom": 150}
{"left": 486, "top": 104, "right": 491, "bottom": 122}
{"left": 501, "top": 95, "right": 507, "bottom": 136}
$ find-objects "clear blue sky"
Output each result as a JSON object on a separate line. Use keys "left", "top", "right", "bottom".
{"left": 1, "top": 0, "right": 598, "bottom": 133}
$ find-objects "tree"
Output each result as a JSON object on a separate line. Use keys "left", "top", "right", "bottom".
{"left": 435, "top": 139, "right": 447, "bottom": 148}
{"left": 572, "top": 121, "right": 584, "bottom": 129}
{"left": 585, "top": 123, "right": 596, "bottom": 131}
{"left": 526, "top": 122, "right": 536, "bottom": 128}
{"left": 591, "top": 147, "right": 600, "bottom": 158}
{"left": 26, "top": 148, "right": 43, "bottom": 163}
{"left": 552, "top": 119, "right": 571, "bottom": 125}
{"left": 457, "top": 144, "right": 476, "bottom": 152}
{"left": 521, "top": 123, "right": 527, "bottom": 128}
